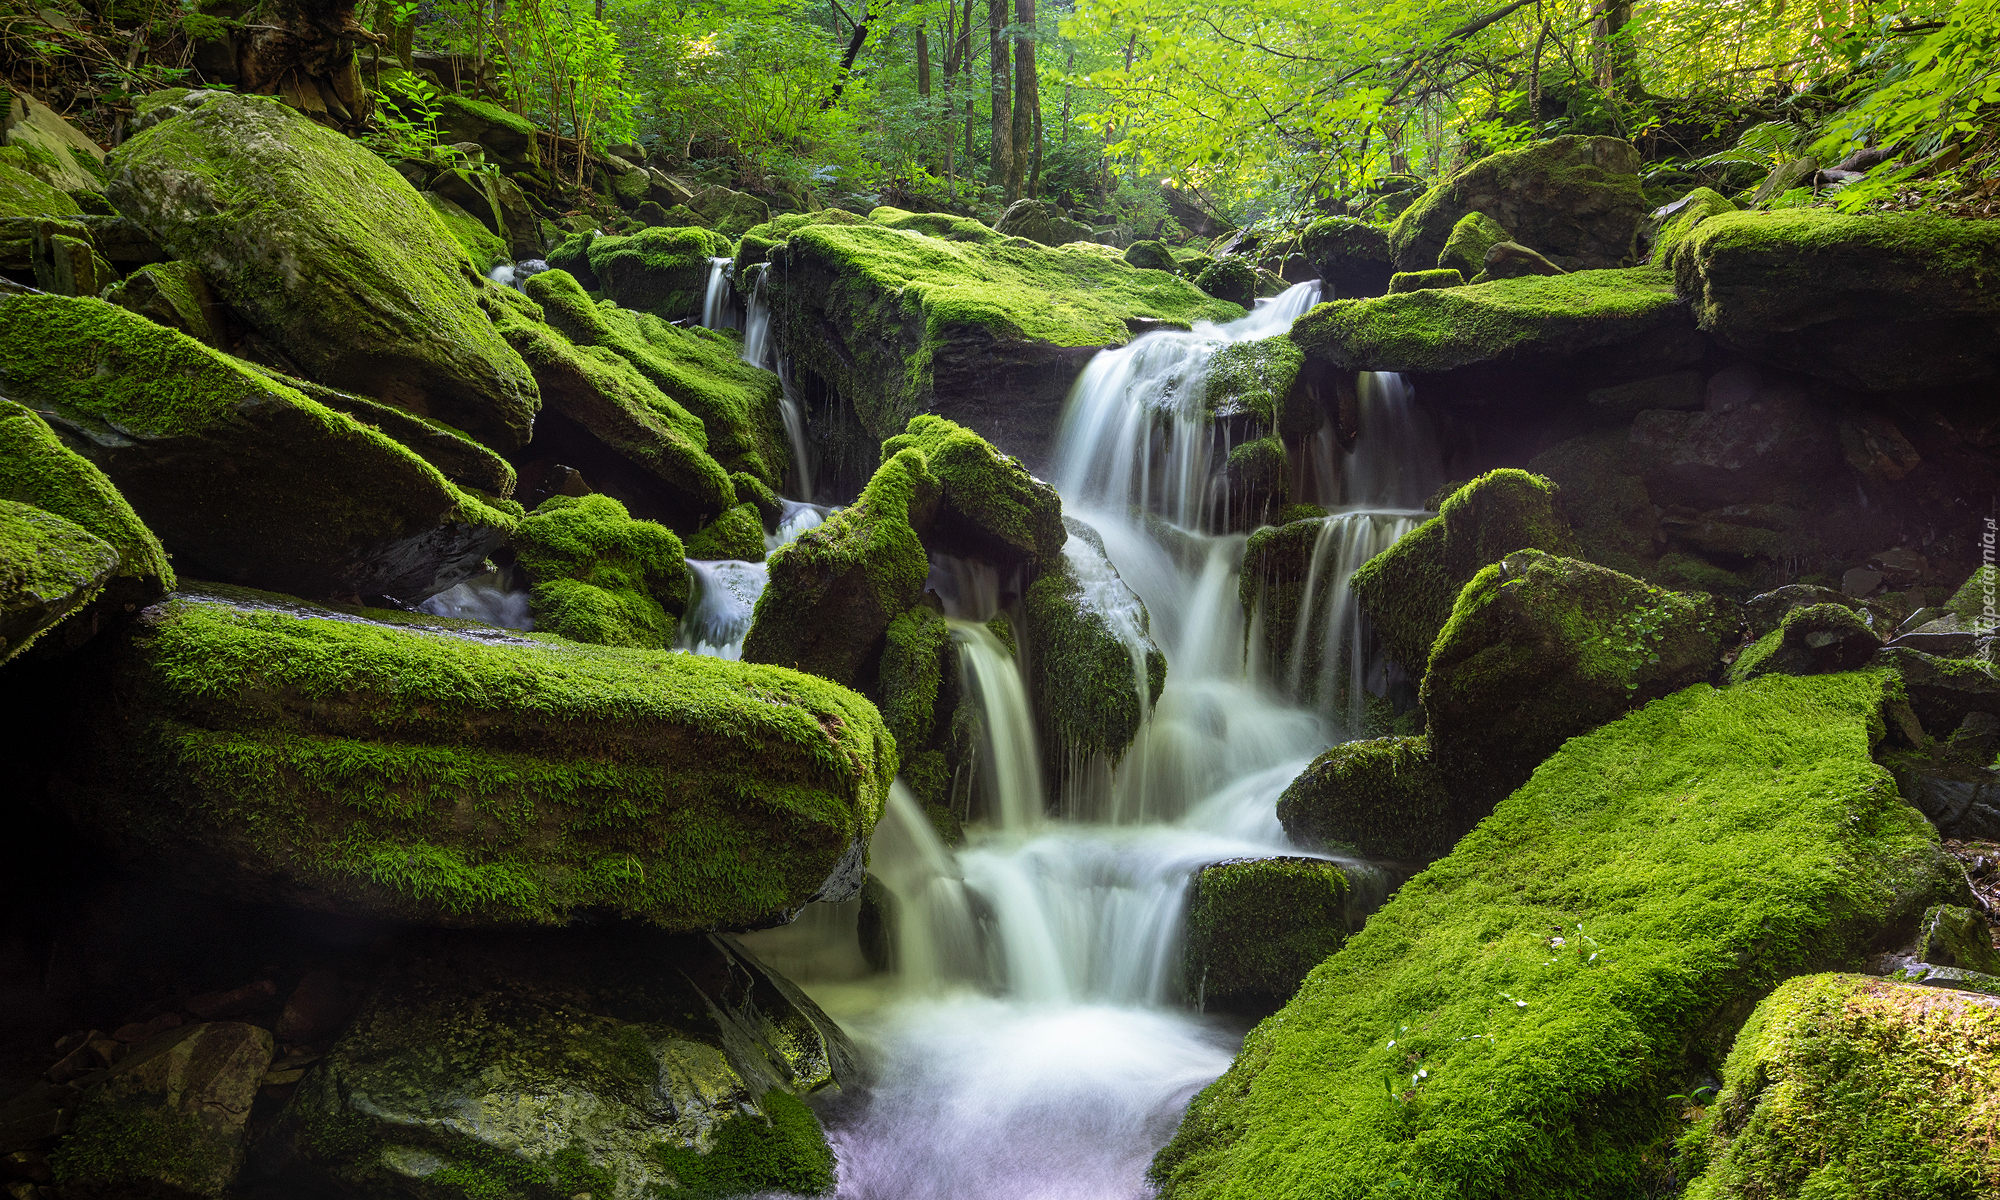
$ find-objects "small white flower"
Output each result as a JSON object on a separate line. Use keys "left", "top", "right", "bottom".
{"left": 1417, "top": 1069, "right": 1429, "bottom": 1080}
{"left": 1550, "top": 937, "right": 1567, "bottom": 948}
{"left": 1515, "top": 1000, "right": 1528, "bottom": 1008}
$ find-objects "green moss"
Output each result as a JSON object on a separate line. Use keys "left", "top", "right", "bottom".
{"left": 1295, "top": 267, "right": 1680, "bottom": 373}
{"left": 1124, "top": 239, "right": 1178, "bottom": 272}
{"left": 78, "top": 582, "right": 892, "bottom": 929}
{"left": 1278, "top": 735, "right": 1454, "bottom": 862}
{"left": 1202, "top": 336, "right": 1305, "bottom": 434}
{"left": 1387, "top": 135, "right": 1647, "bottom": 272}
{"left": 744, "top": 448, "right": 937, "bottom": 685}
{"left": 524, "top": 269, "right": 790, "bottom": 490}
{"left": 881, "top": 414, "right": 1065, "bottom": 563}
{"left": 1023, "top": 529, "right": 1168, "bottom": 763}
{"left": 878, "top": 605, "right": 951, "bottom": 760}
{"left": 0, "top": 500, "right": 119, "bottom": 661}
{"left": 1194, "top": 257, "right": 1257, "bottom": 308}
{"left": 767, "top": 222, "right": 1241, "bottom": 442}
{"left": 0, "top": 397, "right": 172, "bottom": 596}
{"left": 1946, "top": 565, "right": 1997, "bottom": 625}
{"left": 653, "top": 1090, "right": 836, "bottom": 1197}
{"left": 734, "top": 209, "right": 867, "bottom": 282}
{"left": 869, "top": 205, "right": 1002, "bottom": 244}
{"left": 684, "top": 502, "right": 765, "bottom": 562}
{"left": 1184, "top": 857, "right": 1350, "bottom": 1011}
{"left": 104, "top": 258, "right": 222, "bottom": 347}
{"left": 1679, "top": 974, "right": 2000, "bottom": 1199}
{"left": 730, "top": 470, "right": 782, "bottom": 526}
{"left": 1651, "top": 187, "right": 1736, "bottom": 268}
{"left": 49, "top": 1100, "right": 234, "bottom": 1193}
{"left": 1723, "top": 602, "right": 1879, "bottom": 684}
{"left": 586, "top": 225, "right": 735, "bottom": 320}
{"left": 1438, "top": 212, "right": 1510, "bottom": 276}
{"left": 1388, "top": 268, "right": 1465, "bottom": 293}
{"left": 106, "top": 92, "right": 539, "bottom": 452}
{"left": 514, "top": 494, "right": 689, "bottom": 649}
{"left": 425, "top": 190, "right": 510, "bottom": 274}
{"left": 985, "top": 613, "right": 1017, "bottom": 655}
{"left": 1276, "top": 503, "right": 1328, "bottom": 525}
{"left": 0, "top": 160, "right": 83, "bottom": 217}
{"left": 1154, "top": 670, "right": 1957, "bottom": 1200}
{"left": 547, "top": 230, "right": 601, "bottom": 289}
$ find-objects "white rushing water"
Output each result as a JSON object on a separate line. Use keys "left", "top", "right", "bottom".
{"left": 736, "top": 278, "right": 1442, "bottom": 1199}
{"left": 700, "top": 255, "right": 739, "bottom": 331}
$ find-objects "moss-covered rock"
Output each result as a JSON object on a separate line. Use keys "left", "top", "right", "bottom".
{"left": 1184, "top": 857, "right": 1349, "bottom": 1015}
{"left": 0, "top": 160, "right": 83, "bottom": 217}
{"left": 1424, "top": 549, "right": 1728, "bottom": 799}
{"left": 423, "top": 189, "right": 510, "bottom": 275}
{"left": 524, "top": 269, "right": 790, "bottom": 491}
{"left": 513, "top": 494, "right": 690, "bottom": 649}
{"left": 1387, "top": 267, "right": 1464, "bottom": 293}
{"left": 1278, "top": 735, "right": 1451, "bottom": 862}
{"left": 994, "top": 198, "right": 1093, "bottom": 246}
{"left": 587, "top": 225, "right": 735, "bottom": 321}
{"left": 0, "top": 500, "right": 121, "bottom": 664}
{"left": 1650, "top": 186, "right": 1736, "bottom": 267}
{"left": 1300, "top": 216, "right": 1393, "bottom": 299}
{"left": 1291, "top": 266, "right": 1685, "bottom": 375}
{"left": 1524, "top": 427, "right": 1661, "bottom": 578}
{"left": 878, "top": 604, "right": 953, "bottom": 758}
{"left": 2, "top": 88, "right": 107, "bottom": 193}
{"left": 1678, "top": 974, "right": 2000, "bottom": 1199}
{"left": 0, "top": 294, "right": 513, "bottom": 602}
{"left": 102, "top": 258, "right": 225, "bottom": 347}
{"left": 51, "top": 1021, "right": 272, "bottom": 1199}
{"left": 765, "top": 221, "right": 1240, "bottom": 465}
{"left": 733, "top": 208, "right": 867, "bottom": 282}
{"left": 433, "top": 91, "right": 539, "bottom": 167}
{"left": 61, "top": 582, "right": 891, "bottom": 928}
{"left": 1349, "top": 469, "right": 1580, "bottom": 673}
{"left": 105, "top": 93, "right": 539, "bottom": 451}
{"left": 1123, "top": 239, "right": 1178, "bottom": 273}
{"left": 251, "top": 365, "right": 519, "bottom": 500}
{"left": 1727, "top": 602, "right": 1881, "bottom": 684}
{"left": 1224, "top": 436, "right": 1288, "bottom": 526}
{"left": 546, "top": 229, "right": 601, "bottom": 289}
{"left": 1671, "top": 208, "right": 2000, "bottom": 389}
{"left": 684, "top": 502, "right": 765, "bottom": 562}
{"left": 1916, "top": 903, "right": 2000, "bottom": 974}
{"left": 1023, "top": 520, "right": 1167, "bottom": 763}
{"left": 277, "top": 929, "right": 848, "bottom": 1199}
{"left": 880, "top": 414, "right": 1064, "bottom": 566}
{"left": 1194, "top": 256, "right": 1257, "bottom": 308}
{"left": 743, "top": 448, "right": 937, "bottom": 686}
{"left": 1437, "top": 211, "right": 1510, "bottom": 277}
{"left": 1387, "top": 135, "right": 1648, "bottom": 272}
{"left": 1153, "top": 671, "right": 1959, "bottom": 1200}
{"left": 1202, "top": 336, "right": 1308, "bottom": 436}
{"left": 687, "top": 184, "right": 770, "bottom": 240}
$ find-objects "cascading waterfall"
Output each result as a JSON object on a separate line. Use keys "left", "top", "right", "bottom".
{"left": 699, "top": 256, "right": 738, "bottom": 331}
{"left": 740, "top": 262, "right": 774, "bottom": 368}
{"left": 737, "top": 277, "right": 1436, "bottom": 1199}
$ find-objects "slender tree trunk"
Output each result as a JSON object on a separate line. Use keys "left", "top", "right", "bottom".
{"left": 822, "top": 1, "right": 871, "bottom": 109}
{"left": 1060, "top": 44, "right": 1072, "bottom": 146}
{"left": 988, "top": 0, "right": 1012, "bottom": 188}
{"left": 1007, "top": 0, "right": 1035, "bottom": 202}
{"left": 917, "top": 25, "right": 931, "bottom": 96}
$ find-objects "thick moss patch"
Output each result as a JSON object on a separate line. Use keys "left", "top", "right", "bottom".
{"left": 514, "top": 494, "right": 690, "bottom": 649}
{"left": 1023, "top": 521, "right": 1166, "bottom": 763}
{"left": 1278, "top": 735, "right": 1450, "bottom": 864}
{"left": 1387, "top": 135, "right": 1647, "bottom": 271}
{"left": 734, "top": 208, "right": 867, "bottom": 281}
{"left": 1290, "top": 267, "right": 1683, "bottom": 375}
{"left": 0, "top": 499, "right": 121, "bottom": 662}
{"left": 1203, "top": 336, "right": 1307, "bottom": 436}
{"left": 0, "top": 160, "right": 83, "bottom": 217}
{"left": 1184, "top": 857, "right": 1350, "bottom": 1014}
{"left": 105, "top": 93, "right": 539, "bottom": 452}
{"left": 62, "top": 583, "right": 893, "bottom": 930}
{"left": 1153, "top": 671, "right": 1958, "bottom": 1200}
{"left": 881, "top": 414, "right": 1064, "bottom": 565}
{"left": 684, "top": 503, "right": 766, "bottom": 563}
{"left": 0, "top": 397, "right": 172, "bottom": 604}
{"left": 587, "top": 225, "right": 734, "bottom": 321}
{"left": 1680, "top": 974, "right": 2000, "bottom": 1199}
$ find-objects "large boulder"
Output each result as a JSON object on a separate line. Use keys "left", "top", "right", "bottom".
{"left": 432, "top": 92, "right": 539, "bottom": 167}
{"left": 512, "top": 494, "right": 690, "bottom": 649}
{"left": 1183, "top": 857, "right": 1350, "bottom": 1015}
{"left": 1193, "top": 257, "right": 1257, "bottom": 309}
{"left": 1671, "top": 208, "right": 2000, "bottom": 389}
{"left": 1299, "top": 216, "right": 1393, "bottom": 299}
{"left": 103, "top": 258, "right": 227, "bottom": 348}
{"left": 1726, "top": 602, "right": 1882, "bottom": 683}
{"left": 264, "top": 929, "right": 848, "bottom": 1200}
{"left": 50, "top": 1022, "right": 273, "bottom": 1198}
{"left": 765, "top": 221, "right": 1239, "bottom": 469}
{"left": 1022, "top": 519, "right": 1167, "bottom": 764}
{"left": 0, "top": 500, "right": 121, "bottom": 664}
{"left": 105, "top": 92, "right": 539, "bottom": 451}
{"left": 1679, "top": 975, "right": 2000, "bottom": 1199}
{"left": 56, "top": 583, "right": 893, "bottom": 929}
{"left": 994, "top": 198, "right": 1092, "bottom": 246}
{"left": 0, "top": 294, "right": 513, "bottom": 603}
{"left": 3, "top": 87, "right": 107, "bottom": 194}
{"left": 687, "top": 184, "right": 770, "bottom": 240}
{"left": 1387, "top": 135, "right": 1649, "bottom": 272}
{"left": 587, "top": 225, "right": 735, "bottom": 321}
{"left": 1278, "top": 736, "right": 1450, "bottom": 862}
{"left": 732, "top": 208, "right": 867, "bottom": 281}
{"left": 880, "top": 414, "right": 1065, "bottom": 566}
{"left": 0, "top": 160, "right": 81, "bottom": 218}
{"left": 1437, "top": 211, "right": 1510, "bottom": 277}
{"left": 1154, "top": 671, "right": 1959, "bottom": 1199}
{"left": 525, "top": 269, "right": 790, "bottom": 491}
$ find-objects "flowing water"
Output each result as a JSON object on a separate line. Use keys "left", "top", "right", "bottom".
{"left": 701, "top": 256, "right": 739, "bottom": 331}
{"left": 738, "top": 280, "right": 1443, "bottom": 1198}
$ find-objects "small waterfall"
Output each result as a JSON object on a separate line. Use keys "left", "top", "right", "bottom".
{"left": 768, "top": 499, "right": 827, "bottom": 553}
{"left": 486, "top": 260, "right": 547, "bottom": 291}
{"left": 1272, "top": 510, "right": 1429, "bottom": 735}
{"left": 1051, "top": 281, "right": 1321, "bottom": 531}
{"left": 740, "top": 263, "right": 773, "bottom": 367}
{"left": 675, "top": 558, "right": 766, "bottom": 659}
{"left": 699, "top": 256, "right": 737, "bottom": 331}
{"left": 871, "top": 781, "right": 985, "bottom": 990}
{"left": 950, "top": 620, "right": 1046, "bottom": 832}
{"left": 776, "top": 361, "right": 817, "bottom": 502}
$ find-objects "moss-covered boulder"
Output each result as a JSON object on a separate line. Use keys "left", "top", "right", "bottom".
{"left": 765, "top": 221, "right": 1240, "bottom": 466}
{"left": 1650, "top": 186, "right": 1736, "bottom": 267}
{"left": 588, "top": 225, "right": 735, "bottom": 321}
{"left": 744, "top": 449, "right": 937, "bottom": 686}
{"left": 868, "top": 206, "right": 1003, "bottom": 244}
{"left": 1203, "top": 335, "right": 1310, "bottom": 436}
{"left": 1194, "top": 257, "right": 1257, "bottom": 308}
{"left": 1917, "top": 903, "right": 2000, "bottom": 974}
{"left": 1278, "top": 735, "right": 1451, "bottom": 862}
{"left": 733, "top": 208, "right": 867, "bottom": 282}
{"left": 994, "top": 198, "right": 1093, "bottom": 246}
{"left": 433, "top": 91, "right": 539, "bottom": 167}
{"left": 513, "top": 494, "right": 690, "bottom": 649}
{"left": 423, "top": 189, "right": 510, "bottom": 275}
{"left": 687, "top": 184, "right": 770, "bottom": 240}
{"left": 1727, "top": 602, "right": 1881, "bottom": 684}
{"left": 1184, "top": 857, "right": 1350, "bottom": 1015}
{"left": 1678, "top": 974, "right": 2000, "bottom": 1199}
{"left": 102, "top": 258, "right": 225, "bottom": 347}
{"left": 1437, "top": 211, "right": 1510, "bottom": 277}
{"left": 274, "top": 929, "right": 847, "bottom": 1199}
{"left": 50, "top": 1021, "right": 272, "bottom": 1199}
{"left": 1300, "top": 216, "right": 1393, "bottom": 299}
{"left": 1152, "top": 671, "right": 1959, "bottom": 1200}
{"left": 1023, "top": 520, "right": 1167, "bottom": 764}
{"left": 1424, "top": 549, "right": 1728, "bottom": 796}
{"left": 105, "top": 93, "right": 539, "bottom": 451}
{"left": 525, "top": 269, "right": 790, "bottom": 491}
{"left": 878, "top": 604, "right": 953, "bottom": 760}
{"left": 254, "top": 365, "right": 519, "bottom": 500}
{"left": 1387, "top": 267, "right": 1463, "bottom": 293}
{"left": 880, "top": 414, "right": 1064, "bottom": 566}
{"left": 1123, "top": 239, "right": 1178, "bottom": 273}
{"left": 3, "top": 87, "right": 107, "bottom": 193}
{"left": 684, "top": 502, "right": 766, "bottom": 562}
{"left": 0, "top": 294, "right": 513, "bottom": 602}
{"left": 1387, "top": 135, "right": 1648, "bottom": 272}
{"left": 0, "top": 160, "right": 83, "bottom": 217}
{"left": 1671, "top": 208, "right": 2000, "bottom": 389}
{"left": 1349, "top": 469, "right": 1580, "bottom": 673}
{"left": 1291, "top": 266, "right": 1686, "bottom": 375}
{"left": 60, "top": 582, "right": 892, "bottom": 929}
{"left": 0, "top": 500, "right": 121, "bottom": 664}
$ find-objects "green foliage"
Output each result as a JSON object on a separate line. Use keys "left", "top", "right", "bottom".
{"left": 684, "top": 502, "right": 766, "bottom": 562}
{"left": 514, "top": 494, "right": 690, "bottom": 648}
{"left": 653, "top": 1090, "right": 836, "bottom": 1197}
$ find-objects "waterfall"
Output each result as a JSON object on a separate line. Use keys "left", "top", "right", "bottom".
{"left": 486, "top": 260, "right": 547, "bottom": 291}
{"left": 1272, "top": 510, "right": 1429, "bottom": 736}
{"left": 675, "top": 558, "right": 766, "bottom": 659}
{"left": 776, "top": 361, "right": 817, "bottom": 502}
{"left": 415, "top": 567, "right": 533, "bottom": 628}
{"left": 950, "top": 620, "right": 1046, "bottom": 832}
{"left": 699, "top": 256, "right": 737, "bottom": 331}
{"left": 741, "top": 262, "right": 773, "bottom": 367}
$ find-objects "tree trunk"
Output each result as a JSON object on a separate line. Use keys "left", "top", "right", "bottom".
{"left": 237, "top": 0, "right": 382, "bottom": 129}
{"left": 917, "top": 25, "right": 931, "bottom": 96}
{"left": 822, "top": 3, "right": 872, "bottom": 109}
{"left": 1007, "top": 0, "right": 1036, "bottom": 203}
{"left": 988, "top": 0, "right": 1012, "bottom": 187}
